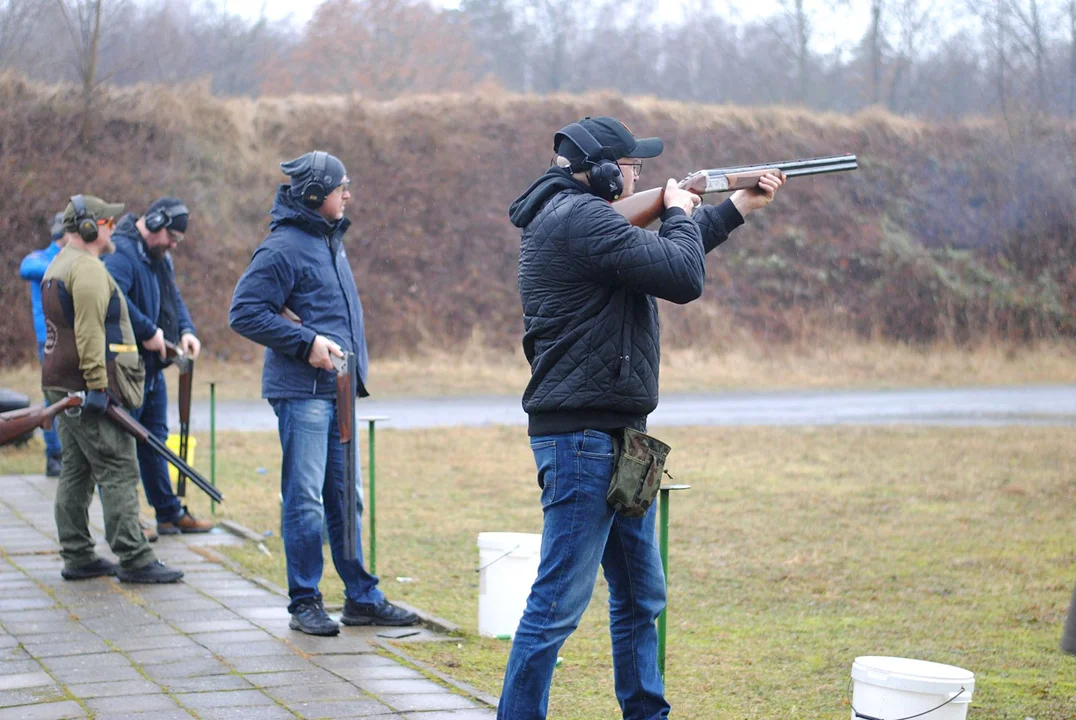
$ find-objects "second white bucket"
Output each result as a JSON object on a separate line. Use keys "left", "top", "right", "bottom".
{"left": 851, "top": 656, "right": 975, "bottom": 720}
{"left": 477, "top": 531, "right": 543, "bottom": 638}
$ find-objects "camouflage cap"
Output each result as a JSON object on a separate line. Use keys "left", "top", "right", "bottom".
{"left": 61, "top": 195, "right": 125, "bottom": 232}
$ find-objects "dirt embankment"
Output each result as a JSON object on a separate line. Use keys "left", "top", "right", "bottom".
{"left": 1, "top": 75, "right": 1072, "bottom": 366}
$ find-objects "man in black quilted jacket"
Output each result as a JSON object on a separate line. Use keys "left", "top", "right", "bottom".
{"left": 499, "top": 116, "right": 784, "bottom": 720}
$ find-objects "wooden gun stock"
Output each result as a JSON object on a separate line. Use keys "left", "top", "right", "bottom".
{"left": 280, "top": 306, "right": 301, "bottom": 324}
{"left": 0, "top": 395, "right": 82, "bottom": 447}
{"left": 164, "top": 341, "right": 195, "bottom": 497}
{"left": 335, "top": 352, "right": 358, "bottom": 562}
{"left": 614, "top": 154, "right": 858, "bottom": 228}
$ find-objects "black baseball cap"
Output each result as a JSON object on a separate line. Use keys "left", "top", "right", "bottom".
{"left": 556, "top": 116, "right": 664, "bottom": 161}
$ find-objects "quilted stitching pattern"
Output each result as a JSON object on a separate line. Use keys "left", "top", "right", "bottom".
{"left": 518, "top": 186, "right": 735, "bottom": 418}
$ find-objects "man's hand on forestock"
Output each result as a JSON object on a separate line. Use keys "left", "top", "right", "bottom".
{"left": 180, "top": 332, "right": 201, "bottom": 360}
{"left": 730, "top": 171, "right": 785, "bottom": 216}
{"left": 308, "top": 335, "right": 344, "bottom": 371}
{"left": 143, "top": 328, "right": 167, "bottom": 360}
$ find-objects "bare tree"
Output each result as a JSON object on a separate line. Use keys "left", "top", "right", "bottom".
{"left": 0, "top": 0, "right": 40, "bottom": 66}
{"left": 56, "top": 0, "right": 104, "bottom": 145}
{"left": 868, "top": 0, "right": 886, "bottom": 105}
{"left": 1070, "top": 0, "right": 1076, "bottom": 115}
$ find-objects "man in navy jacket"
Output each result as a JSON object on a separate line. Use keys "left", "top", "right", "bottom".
{"left": 229, "top": 151, "right": 418, "bottom": 636}
{"left": 500, "top": 117, "right": 784, "bottom": 719}
{"left": 104, "top": 198, "right": 213, "bottom": 538}
{"left": 20, "top": 212, "right": 67, "bottom": 475}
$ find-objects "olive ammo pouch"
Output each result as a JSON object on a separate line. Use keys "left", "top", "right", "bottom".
{"left": 606, "top": 428, "right": 672, "bottom": 518}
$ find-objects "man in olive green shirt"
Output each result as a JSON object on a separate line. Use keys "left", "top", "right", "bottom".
{"left": 41, "top": 194, "right": 184, "bottom": 584}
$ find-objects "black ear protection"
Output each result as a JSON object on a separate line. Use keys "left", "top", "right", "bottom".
{"left": 144, "top": 202, "right": 189, "bottom": 233}
{"left": 553, "top": 123, "right": 624, "bottom": 202}
{"left": 70, "top": 195, "right": 98, "bottom": 242}
{"left": 301, "top": 151, "right": 329, "bottom": 208}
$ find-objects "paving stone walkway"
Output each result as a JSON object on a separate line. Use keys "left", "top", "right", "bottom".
{"left": 0, "top": 475, "right": 496, "bottom": 720}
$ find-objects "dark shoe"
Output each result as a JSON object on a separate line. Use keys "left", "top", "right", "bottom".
{"left": 289, "top": 599, "right": 340, "bottom": 636}
{"left": 157, "top": 506, "right": 213, "bottom": 535}
{"left": 45, "top": 456, "right": 62, "bottom": 477}
{"left": 117, "top": 560, "right": 184, "bottom": 584}
{"left": 341, "top": 598, "right": 420, "bottom": 627}
{"left": 61, "top": 557, "right": 119, "bottom": 581}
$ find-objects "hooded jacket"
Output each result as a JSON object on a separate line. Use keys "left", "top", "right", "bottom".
{"left": 104, "top": 214, "right": 196, "bottom": 376}
{"left": 229, "top": 186, "right": 369, "bottom": 400}
{"left": 20, "top": 241, "right": 63, "bottom": 344}
{"left": 512, "top": 167, "right": 744, "bottom": 435}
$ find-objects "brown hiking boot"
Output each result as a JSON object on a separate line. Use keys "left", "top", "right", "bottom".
{"left": 157, "top": 506, "right": 213, "bottom": 535}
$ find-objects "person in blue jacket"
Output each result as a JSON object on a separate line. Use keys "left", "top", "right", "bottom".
{"left": 20, "top": 212, "right": 67, "bottom": 476}
{"left": 229, "top": 151, "right": 418, "bottom": 636}
{"left": 103, "top": 198, "right": 213, "bottom": 538}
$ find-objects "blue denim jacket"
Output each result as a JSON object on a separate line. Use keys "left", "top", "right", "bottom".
{"left": 229, "top": 186, "right": 370, "bottom": 400}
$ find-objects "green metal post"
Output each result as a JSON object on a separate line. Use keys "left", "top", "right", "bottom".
{"left": 368, "top": 419, "right": 377, "bottom": 576}
{"left": 210, "top": 382, "right": 216, "bottom": 515}
{"left": 657, "top": 484, "right": 691, "bottom": 680}
{"left": 358, "top": 415, "right": 389, "bottom": 576}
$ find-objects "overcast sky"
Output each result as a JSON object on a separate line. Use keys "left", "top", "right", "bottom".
{"left": 220, "top": 0, "right": 874, "bottom": 48}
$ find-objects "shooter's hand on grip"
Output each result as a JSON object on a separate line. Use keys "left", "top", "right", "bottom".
{"left": 662, "top": 179, "right": 701, "bottom": 217}
{"left": 308, "top": 335, "right": 344, "bottom": 371}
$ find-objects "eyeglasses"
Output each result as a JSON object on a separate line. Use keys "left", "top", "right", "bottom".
{"left": 334, "top": 181, "right": 351, "bottom": 195}
{"left": 167, "top": 229, "right": 185, "bottom": 244}
{"left": 618, "top": 160, "right": 643, "bottom": 179}
{"left": 96, "top": 217, "right": 115, "bottom": 230}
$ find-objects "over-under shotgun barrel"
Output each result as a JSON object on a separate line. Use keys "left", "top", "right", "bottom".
{"left": 614, "top": 154, "right": 858, "bottom": 228}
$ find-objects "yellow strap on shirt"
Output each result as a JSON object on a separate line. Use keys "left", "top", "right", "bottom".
{"left": 108, "top": 343, "right": 139, "bottom": 353}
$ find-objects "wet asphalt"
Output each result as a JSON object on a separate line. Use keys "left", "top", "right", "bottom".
{"left": 170, "top": 385, "right": 1076, "bottom": 433}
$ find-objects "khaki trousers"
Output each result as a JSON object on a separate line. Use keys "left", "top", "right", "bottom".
{"left": 46, "top": 391, "right": 155, "bottom": 571}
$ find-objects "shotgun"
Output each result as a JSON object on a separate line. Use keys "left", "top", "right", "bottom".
{"left": 334, "top": 351, "right": 359, "bottom": 562}
{"left": 164, "top": 341, "right": 194, "bottom": 498}
{"left": 104, "top": 398, "right": 223, "bottom": 504}
{"left": 0, "top": 394, "right": 82, "bottom": 447}
{"left": 613, "top": 154, "right": 858, "bottom": 228}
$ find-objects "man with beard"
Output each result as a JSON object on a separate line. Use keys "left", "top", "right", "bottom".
{"left": 42, "top": 194, "right": 183, "bottom": 583}
{"left": 104, "top": 198, "right": 212, "bottom": 539}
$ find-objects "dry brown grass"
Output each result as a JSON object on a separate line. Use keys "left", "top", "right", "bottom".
{"left": 1, "top": 339, "right": 1073, "bottom": 402}
{"left": 2, "top": 74, "right": 1073, "bottom": 368}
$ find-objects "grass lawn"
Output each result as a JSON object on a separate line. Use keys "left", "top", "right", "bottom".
{"left": 3, "top": 424, "right": 1073, "bottom": 718}
{"left": 2, "top": 340, "right": 1075, "bottom": 401}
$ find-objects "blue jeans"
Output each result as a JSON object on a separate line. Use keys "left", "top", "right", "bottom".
{"left": 498, "top": 430, "right": 669, "bottom": 720}
{"left": 270, "top": 397, "right": 383, "bottom": 613}
{"left": 131, "top": 370, "right": 184, "bottom": 523}
{"left": 37, "top": 342, "right": 61, "bottom": 459}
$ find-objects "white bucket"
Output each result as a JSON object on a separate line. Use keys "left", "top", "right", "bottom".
{"left": 477, "top": 532, "right": 543, "bottom": 638}
{"left": 851, "top": 656, "right": 975, "bottom": 720}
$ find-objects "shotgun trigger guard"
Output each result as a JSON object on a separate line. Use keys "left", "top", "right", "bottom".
{"left": 330, "top": 352, "right": 350, "bottom": 375}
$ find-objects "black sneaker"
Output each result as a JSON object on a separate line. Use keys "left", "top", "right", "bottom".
{"left": 46, "top": 456, "right": 62, "bottom": 477}
{"left": 341, "top": 598, "right": 420, "bottom": 627}
{"left": 61, "top": 557, "right": 119, "bottom": 581}
{"left": 117, "top": 560, "right": 184, "bottom": 584}
{"left": 289, "top": 599, "right": 340, "bottom": 636}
